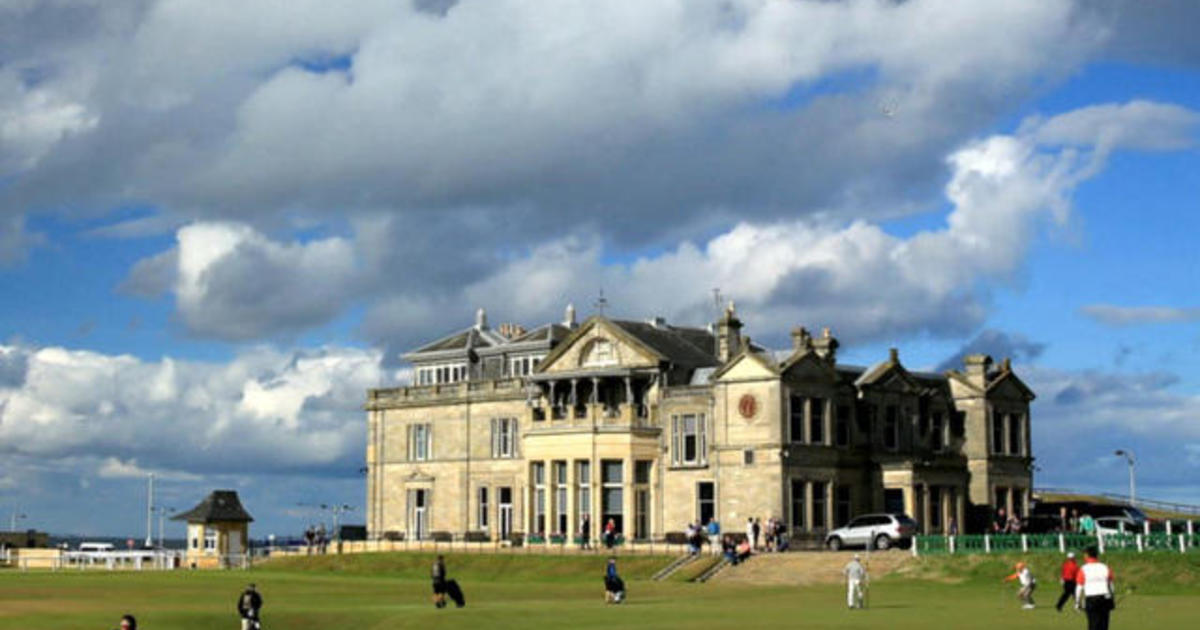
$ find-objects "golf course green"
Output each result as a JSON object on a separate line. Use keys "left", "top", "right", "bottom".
{"left": 2, "top": 552, "right": 1197, "bottom": 628}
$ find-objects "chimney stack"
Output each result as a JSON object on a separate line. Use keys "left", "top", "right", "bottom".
{"left": 475, "top": 307, "right": 488, "bottom": 330}
{"left": 564, "top": 303, "right": 577, "bottom": 328}
{"left": 963, "top": 354, "right": 993, "bottom": 388}
{"left": 716, "top": 301, "right": 743, "bottom": 363}
{"left": 791, "top": 326, "right": 812, "bottom": 351}
{"left": 812, "top": 326, "right": 839, "bottom": 364}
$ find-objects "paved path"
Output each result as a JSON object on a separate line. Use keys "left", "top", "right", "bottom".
{"left": 712, "top": 550, "right": 913, "bottom": 585}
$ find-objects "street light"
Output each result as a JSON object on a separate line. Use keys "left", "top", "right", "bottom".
{"left": 1114, "top": 449, "right": 1136, "bottom": 506}
{"left": 321, "top": 504, "right": 355, "bottom": 542}
{"left": 154, "top": 506, "right": 175, "bottom": 549}
{"left": 9, "top": 512, "right": 26, "bottom": 532}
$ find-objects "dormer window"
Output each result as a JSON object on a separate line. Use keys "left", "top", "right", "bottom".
{"left": 416, "top": 363, "right": 468, "bottom": 385}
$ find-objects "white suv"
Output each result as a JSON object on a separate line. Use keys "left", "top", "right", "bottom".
{"left": 825, "top": 513, "right": 919, "bottom": 551}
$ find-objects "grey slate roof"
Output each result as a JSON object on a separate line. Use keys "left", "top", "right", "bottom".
{"left": 407, "top": 326, "right": 507, "bottom": 356}
{"left": 510, "top": 323, "right": 572, "bottom": 345}
{"left": 171, "top": 490, "right": 254, "bottom": 524}
{"left": 609, "top": 320, "right": 719, "bottom": 369}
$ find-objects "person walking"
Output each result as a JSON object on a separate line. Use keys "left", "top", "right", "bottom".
{"left": 706, "top": 517, "right": 721, "bottom": 555}
{"left": 580, "top": 514, "right": 591, "bottom": 550}
{"left": 431, "top": 555, "right": 448, "bottom": 609}
{"left": 1079, "top": 513, "right": 1096, "bottom": 536}
{"left": 604, "top": 557, "right": 625, "bottom": 604}
{"left": 603, "top": 518, "right": 616, "bottom": 549}
{"left": 745, "top": 518, "right": 755, "bottom": 551}
{"left": 844, "top": 554, "right": 868, "bottom": 609}
{"left": 1004, "top": 561, "right": 1037, "bottom": 609}
{"left": 752, "top": 518, "right": 762, "bottom": 550}
{"left": 1056, "top": 552, "right": 1080, "bottom": 612}
{"left": 237, "top": 583, "right": 263, "bottom": 630}
{"left": 1075, "top": 546, "right": 1115, "bottom": 630}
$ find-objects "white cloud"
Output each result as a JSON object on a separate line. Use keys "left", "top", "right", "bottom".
{"left": 0, "top": 342, "right": 387, "bottom": 476}
{"left": 1080, "top": 304, "right": 1200, "bottom": 326}
{"left": 167, "top": 222, "right": 360, "bottom": 340}
{"left": 96, "top": 457, "right": 200, "bottom": 482}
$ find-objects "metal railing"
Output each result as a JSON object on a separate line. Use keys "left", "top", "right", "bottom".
{"left": 1033, "top": 487, "right": 1200, "bottom": 516}
{"left": 913, "top": 529, "right": 1200, "bottom": 556}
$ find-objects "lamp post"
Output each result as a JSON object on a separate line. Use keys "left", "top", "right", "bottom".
{"left": 1114, "top": 449, "right": 1136, "bottom": 506}
{"left": 9, "top": 511, "right": 26, "bottom": 532}
{"left": 321, "top": 504, "right": 354, "bottom": 542}
{"left": 145, "top": 473, "right": 155, "bottom": 548}
{"left": 155, "top": 506, "right": 174, "bottom": 549}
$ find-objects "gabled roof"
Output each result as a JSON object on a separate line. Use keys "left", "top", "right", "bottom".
{"left": 171, "top": 490, "right": 253, "bottom": 524}
{"left": 710, "top": 346, "right": 780, "bottom": 380}
{"left": 986, "top": 368, "right": 1036, "bottom": 400}
{"left": 853, "top": 353, "right": 922, "bottom": 393}
{"left": 608, "top": 320, "right": 718, "bottom": 370}
{"left": 945, "top": 361, "right": 1036, "bottom": 401}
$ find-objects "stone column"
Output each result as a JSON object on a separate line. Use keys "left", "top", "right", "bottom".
{"left": 825, "top": 399, "right": 833, "bottom": 446}
{"left": 922, "top": 484, "right": 932, "bottom": 534}
{"left": 622, "top": 457, "right": 634, "bottom": 540}
{"left": 956, "top": 488, "right": 966, "bottom": 532}
{"left": 548, "top": 381, "right": 557, "bottom": 415}
{"left": 566, "top": 460, "right": 577, "bottom": 539}
{"left": 570, "top": 379, "right": 578, "bottom": 407}
{"left": 1005, "top": 486, "right": 1015, "bottom": 516}
{"left": 805, "top": 480, "right": 815, "bottom": 532}
{"left": 825, "top": 481, "right": 835, "bottom": 530}
{"left": 624, "top": 376, "right": 633, "bottom": 406}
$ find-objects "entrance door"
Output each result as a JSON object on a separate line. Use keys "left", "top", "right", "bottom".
{"left": 697, "top": 482, "right": 715, "bottom": 525}
{"left": 409, "top": 489, "right": 429, "bottom": 540}
{"left": 498, "top": 487, "right": 514, "bottom": 539}
{"left": 884, "top": 488, "right": 904, "bottom": 515}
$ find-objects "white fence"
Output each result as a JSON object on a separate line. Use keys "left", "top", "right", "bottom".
{"left": 11, "top": 550, "right": 252, "bottom": 571}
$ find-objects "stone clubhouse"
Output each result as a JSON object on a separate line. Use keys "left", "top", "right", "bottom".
{"left": 365, "top": 304, "right": 1034, "bottom": 544}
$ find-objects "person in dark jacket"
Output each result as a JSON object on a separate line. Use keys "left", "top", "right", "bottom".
{"left": 237, "top": 583, "right": 263, "bottom": 629}
{"left": 604, "top": 557, "right": 625, "bottom": 604}
{"left": 116, "top": 614, "right": 137, "bottom": 630}
{"left": 431, "top": 555, "right": 448, "bottom": 608}
{"left": 580, "top": 514, "right": 591, "bottom": 550}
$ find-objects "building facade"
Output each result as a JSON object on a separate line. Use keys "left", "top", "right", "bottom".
{"left": 365, "top": 304, "right": 1034, "bottom": 542}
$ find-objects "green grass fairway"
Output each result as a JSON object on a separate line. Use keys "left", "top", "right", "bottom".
{"left": 3, "top": 552, "right": 1198, "bottom": 629}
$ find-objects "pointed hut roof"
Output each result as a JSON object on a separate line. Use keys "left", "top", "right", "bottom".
{"left": 171, "top": 490, "right": 254, "bottom": 524}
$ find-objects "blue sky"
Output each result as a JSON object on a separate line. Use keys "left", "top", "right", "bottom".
{"left": 2, "top": 1, "right": 1200, "bottom": 537}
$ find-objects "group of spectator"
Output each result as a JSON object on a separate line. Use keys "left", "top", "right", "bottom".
{"left": 720, "top": 534, "right": 753, "bottom": 565}
{"left": 303, "top": 524, "right": 329, "bottom": 554}
{"left": 745, "top": 516, "right": 789, "bottom": 552}
{"left": 994, "top": 506, "right": 1100, "bottom": 535}
{"left": 992, "top": 507, "right": 1025, "bottom": 534}
{"left": 1061, "top": 507, "right": 1097, "bottom": 534}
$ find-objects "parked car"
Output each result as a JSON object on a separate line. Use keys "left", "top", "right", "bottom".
{"left": 78, "top": 542, "right": 115, "bottom": 553}
{"left": 1032, "top": 501, "right": 1148, "bottom": 526}
{"left": 1087, "top": 504, "right": 1149, "bottom": 525}
{"left": 825, "top": 513, "right": 919, "bottom": 551}
{"left": 1095, "top": 516, "right": 1140, "bottom": 536}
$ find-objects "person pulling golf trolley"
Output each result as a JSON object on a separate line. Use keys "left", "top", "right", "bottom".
{"left": 604, "top": 557, "right": 626, "bottom": 604}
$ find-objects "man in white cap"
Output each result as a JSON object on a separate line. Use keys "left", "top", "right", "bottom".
{"left": 844, "top": 553, "right": 868, "bottom": 609}
{"left": 1056, "top": 551, "right": 1080, "bottom": 612}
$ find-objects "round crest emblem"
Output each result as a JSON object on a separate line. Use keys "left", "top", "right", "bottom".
{"left": 738, "top": 394, "right": 758, "bottom": 419}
